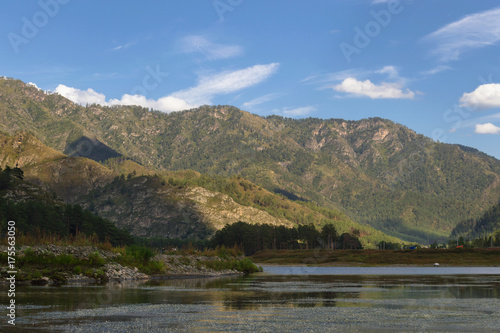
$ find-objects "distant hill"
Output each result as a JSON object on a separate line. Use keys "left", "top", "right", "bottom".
{"left": 0, "top": 164, "right": 134, "bottom": 246}
{"left": 450, "top": 200, "right": 500, "bottom": 240}
{"left": 2, "top": 78, "right": 500, "bottom": 243}
{"left": 0, "top": 131, "right": 398, "bottom": 247}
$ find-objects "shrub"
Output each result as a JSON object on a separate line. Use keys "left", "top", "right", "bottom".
{"left": 126, "top": 245, "right": 154, "bottom": 262}
{"left": 54, "top": 254, "right": 79, "bottom": 266}
{"left": 88, "top": 252, "right": 105, "bottom": 267}
{"left": 73, "top": 266, "right": 82, "bottom": 275}
{"left": 235, "top": 258, "right": 260, "bottom": 274}
{"left": 50, "top": 272, "right": 67, "bottom": 284}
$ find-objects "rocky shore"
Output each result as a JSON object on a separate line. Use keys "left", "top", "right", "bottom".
{"left": 154, "top": 254, "right": 242, "bottom": 277}
{"left": 0, "top": 245, "right": 246, "bottom": 285}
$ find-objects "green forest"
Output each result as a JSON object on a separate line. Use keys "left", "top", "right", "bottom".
{"left": 450, "top": 200, "right": 500, "bottom": 242}
{"left": 211, "top": 221, "right": 362, "bottom": 255}
{"left": 0, "top": 166, "right": 134, "bottom": 246}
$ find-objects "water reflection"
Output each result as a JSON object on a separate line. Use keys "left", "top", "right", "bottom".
{"left": 1, "top": 270, "right": 499, "bottom": 332}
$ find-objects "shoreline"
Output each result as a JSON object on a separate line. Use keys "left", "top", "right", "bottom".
{"left": 255, "top": 262, "right": 500, "bottom": 267}
{"left": 0, "top": 245, "right": 253, "bottom": 286}
{"left": 250, "top": 248, "right": 500, "bottom": 267}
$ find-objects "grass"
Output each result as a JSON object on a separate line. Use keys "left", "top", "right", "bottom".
{"left": 0, "top": 248, "right": 108, "bottom": 283}
{"left": 1, "top": 229, "right": 114, "bottom": 251}
{"left": 250, "top": 248, "right": 500, "bottom": 266}
{"left": 113, "top": 245, "right": 164, "bottom": 275}
{"left": 202, "top": 257, "right": 262, "bottom": 274}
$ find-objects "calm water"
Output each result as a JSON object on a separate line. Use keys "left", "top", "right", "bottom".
{"left": 2, "top": 267, "right": 500, "bottom": 332}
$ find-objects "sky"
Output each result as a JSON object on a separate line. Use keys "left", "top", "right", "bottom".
{"left": 1, "top": 0, "right": 500, "bottom": 159}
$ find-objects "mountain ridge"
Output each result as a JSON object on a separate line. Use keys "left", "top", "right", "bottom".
{"left": 0, "top": 131, "right": 400, "bottom": 247}
{"left": 2, "top": 78, "right": 500, "bottom": 243}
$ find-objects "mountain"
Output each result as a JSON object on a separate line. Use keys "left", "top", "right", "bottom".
{"left": 450, "top": 200, "right": 500, "bottom": 240}
{"left": 0, "top": 163, "right": 134, "bottom": 246}
{"left": 2, "top": 78, "right": 500, "bottom": 243}
{"left": 0, "top": 131, "right": 397, "bottom": 247}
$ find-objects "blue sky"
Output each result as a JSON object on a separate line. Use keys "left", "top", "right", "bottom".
{"left": 1, "top": 0, "right": 500, "bottom": 158}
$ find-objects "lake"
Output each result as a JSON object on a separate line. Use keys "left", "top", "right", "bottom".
{"left": 2, "top": 266, "right": 500, "bottom": 332}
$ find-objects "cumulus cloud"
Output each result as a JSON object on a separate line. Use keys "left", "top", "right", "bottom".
{"left": 475, "top": 123, "right": 500, "bottom": 134}
{"left": 108, "top": 94, "right": 194, "bottom": 112}
{"left": 27, "top": 82, "right": 40, "bottom": 90}
{"left": 55, "top": 84, "right": 196, "bottom": 112}
{"left": 179, "top": 35, "right": 243, "bottom": 60}
{"left": 55, "top": 84, "right": 107, "bottom": 105}
{"left": 333, "top": 77, "right": 415, "bottom": 99}
{"left": 54, "top": 63, "right": 279, "bottom": 112}
{"left": 424, "top": 7, "right": 500, "bottom": 61}
{"left": 459, "top": 83, "right": 500, "bottom": 110}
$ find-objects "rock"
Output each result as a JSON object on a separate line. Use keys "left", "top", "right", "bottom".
{"left": 31, "top": 277, "right": 50, "bottom": 285}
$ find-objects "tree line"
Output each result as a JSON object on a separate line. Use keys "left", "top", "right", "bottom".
{"left": 211, "top": 221, "right": 362, "bottom": 255}
{"left": 0, "top": 166, "right": 134, "bottom": 246}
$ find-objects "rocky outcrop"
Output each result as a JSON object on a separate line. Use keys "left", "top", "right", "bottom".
{"left": 0, "top": 245, "right": 246, "bottom": 286}
{"left": 154, "top": 254, "right": 241, "bottom": 277}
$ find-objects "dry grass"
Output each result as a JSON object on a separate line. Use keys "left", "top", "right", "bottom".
{"left": 251, "top": 248, "right": 500, "bottom": 266}
{"left": 1, "top": 228, "right": 113, "bottom": 250}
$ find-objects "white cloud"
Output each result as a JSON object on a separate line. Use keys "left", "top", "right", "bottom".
{"left": 420, "top": 65, "right": 452, "bottom": 76}
{"left": 488, "top": 112, "right": 500, "bottom": 120}
{"left": 376, "top": 66, "right": 399, "bottom": 79}
{"left": 271, "top": 106, "right": 316, "bottom": 117}
{"left": 172, "top": 63, "right": 279, "bottom": 105}
{"left": 333, "top": 77, "right": 415, "bottom": 99}
{"left": 282, "top": 106, "right": 316, "bottom": 116}
{"left": 305, "top": 66, "right": 406, "bottom": 91}
{"left": 179, "top": 35, "right": 243, "bottom": 60}
{"left": 112, "top": 41, "right": 137, "bottom": 51}
{"left": 54, "top": 63, "right": 279, "bottom": 112}
{"left": 55, "top": 84, "right": 194, "bottom": 112}
{"left": 242, "top": 93, "right": 280, "bottom": 109}
{"left": 27, "top": 82, "right": 40, "bottom": 90}
{"left": 55, "top": 84, "right": 107, "bottom": 105}
{"left": 303, "top": 69, "right": 367, "bottom": 87}
{"left": 108, "top": 94, "right": 194, "bottom": 112}
{"left": 424, "top": 7, "right": 500, "bottom": 61}
{"left": 459, "top": 83, "right": 500, "bottom": 110}
{"left": 475, "top": 123, "right": 500, "bottom": 134}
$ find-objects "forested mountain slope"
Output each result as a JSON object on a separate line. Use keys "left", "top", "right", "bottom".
{"left": 0, "top": 131, "right": 398, "bottom": 247}
{"left": 2, "top": 78, "right": 500, "bottom": 243}
{"left": 451, "top": 200, "right": 500, "bottom": 240}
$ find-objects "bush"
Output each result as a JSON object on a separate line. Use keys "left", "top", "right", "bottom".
{"left": 126, "top": 245, "right": 154, "bottom": 262}
{"left": 88, "top": 252, "right": 105, "bottom": 267}
{"left": 73, "top": 266, "right": 82, "bottom": 275}
{"left": 235, "top": 258, "right": 260, "bottom": 274}
{"left": 54, "top": 254, "right": 79, "bottom": 266}
{"left": 49, "top": 272, "right": 67, "bottom": 284}
{"left": 203, "top": 257, "right": 260, "bottom": 274}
